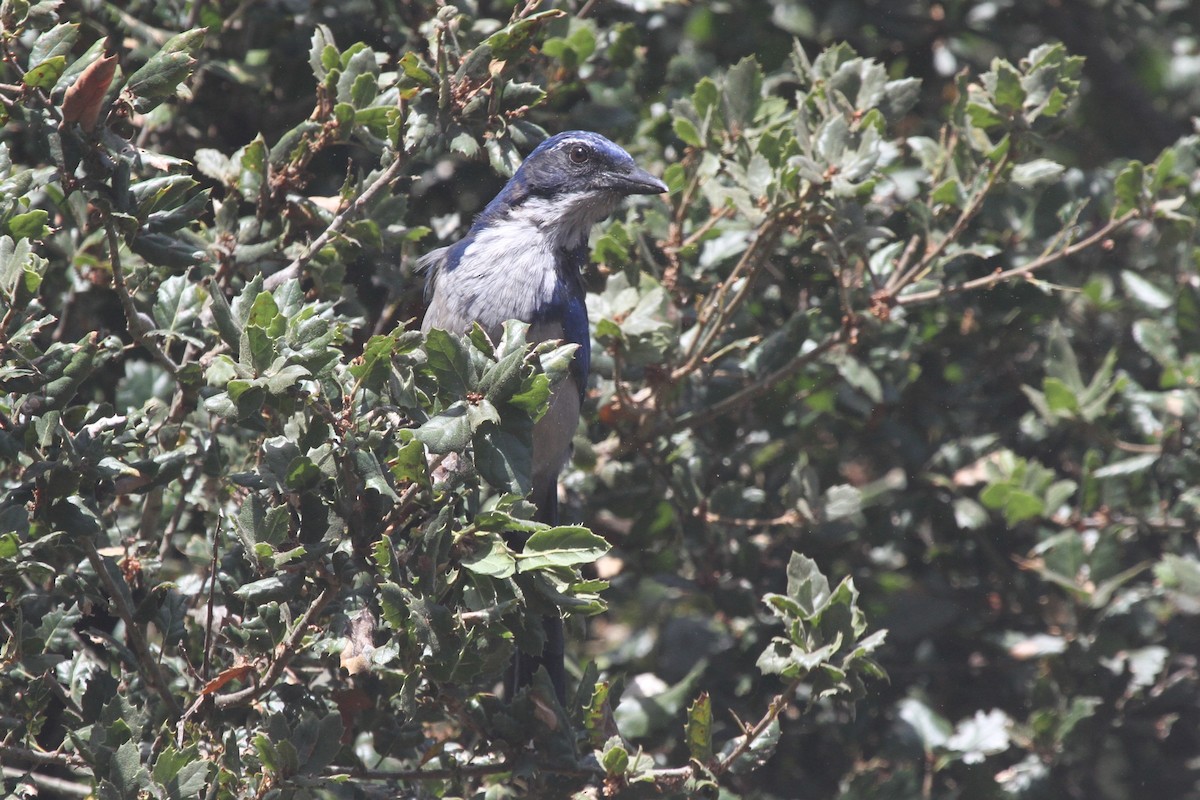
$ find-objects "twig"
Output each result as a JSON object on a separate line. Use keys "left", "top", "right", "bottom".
{"left": 1, "top": 766, "right": 91, "bottom": 798}
{"left": 323, "top": 760, "right": 599, "bottom": 781}
{"left": 213, "top": 580, "right": 339, "bottom": 708}
{"left": 672, "top": 216, "right": 786, "bottom": 381}
{"left": 577, "top": 0, "right": 602, "bottom": 18}
{"left": 202, "top": 522, "right": 219, "bottom": 681}
{"left": 264, "top": 153, "right": 409, "bottom": 291}
{"left": 157, "top": 465, "right": 197, "bottom": 560}
{"left": 699, "top": 508, "right": 805, "bottom": 528}
{"left": 670, "top": 331, "right": 844, "bottom": 433}
{"left": 896, "top": 210, "right": 1137, "bottom": 306}
{"left": 0, "top": 744, "right": 88, "bottom": 770}
{"left": 82, "top": 539, "right": 183, "bottom": 719}
{"left": 105, "top": 220, "right": 180, "bottom": 376}
{"left": 886, "top": 150, "right": 1011, "bottom": 296}
{"left": 713, "top": 677, "right": 803, "bottom": 777}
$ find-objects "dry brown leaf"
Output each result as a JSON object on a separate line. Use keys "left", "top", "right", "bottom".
{"left": 199, "top": 662, "right": 255, "bottom": 695}
{"left": 61, "top": 50, "right": 118, "bottom": 132}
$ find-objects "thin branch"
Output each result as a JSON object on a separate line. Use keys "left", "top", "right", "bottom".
{"left": 105, "top": 220, "right": 180, "bottom": 376}
{"left": 0, "top": 745, "right": 88, "bottom": 770}
{"left": 886, "top": 150, "right": 1010, "bottom": 296}
{"left": 670, "top": 331, "right": 844, "bottom": 433}
{"left": 577, "top": 0, "right": 602, "bottom": 18}
{"left": 672, "top": 216, "right": 786, "bottom": 381}
{"left": 1, "top": 766, "right": 91, "bottom": 798}
{"left": 82, "top": 539, "right": 183, "bottom": 719}
{"left": 213, "top": 580, "right": 339, "bottom": 708}
{"left": 202, "top": 521, "right": 220, "bottom": 681}
{"left": 699, "top": 508, "right": 805, "bottom": 528}
{"left": 713, "top": 677, "right": 803, "bottom": 777}
{"left": 896, "top": 210, "right": 1137, "bottom": 306}
{"left": 325, "top": 763, "right": 511, "bottom": 781}
{"left": 323, "top": 760, "right": 600, "bottom": 782}
{"left": 264, "top": 153, "right": 409, "bottom": 291}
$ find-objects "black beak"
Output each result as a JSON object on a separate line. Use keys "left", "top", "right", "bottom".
{"left": 615, "top": 166, "right": 669, "bottom": 195}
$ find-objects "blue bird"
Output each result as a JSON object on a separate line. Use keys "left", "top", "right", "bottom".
{"left": 420, "top": 130, "right": 667, "bottom": 701}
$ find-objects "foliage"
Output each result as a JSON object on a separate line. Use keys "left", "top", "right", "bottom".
{"left": 1, "top": 1, "right": 1198, "bottom": 799}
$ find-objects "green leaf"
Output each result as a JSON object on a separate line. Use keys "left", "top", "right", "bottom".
{"left": 308, "top": 24, "right": 335, "bottom": 81}
{"left": 233, "top": 574, "right": 303, "bottom": 604}
{"left": 600, "top": 737, "right": 630, "bottom": 775}
{"left": 897, "top": 697, "right": 951, "bottom": 751}
{"left": 673, "top": 116, "right": 702, "bottom": 147}
{"left": 1113, "top": 160, "right": 1145, "bottom": 214}
{"left": 460, "top": 533, "right": 516, "bottom": 578}
{"left": 398, "top": 51, "right": 435, "bottom": 86}
{"left": 110, "top": 740, "right": 148, "bottom": 795}
{"left": 152, "top": 274, "right": 206, "bottom": 339}
{"left": 6, "top": 209, "right": 49, "bottom": 239}
{"left": 991, "top": 61, "right": 1026, "bottom": 111}
{"left": 474, "top": 427, "right": 531, "bottom": 495}
{"left": 1041, "top": 377, "right": 1079, "bottom": 414}
{"left": 23, "top": 55, "right": 65, "bottom": 88}
{"left": 414, "top": 403, "right": 472, "bottom": 453}
{"left": 685, "top": 692, "right": 713, "bottom": 763}
{"left": 1011, "top": 158, "right": 1064, "bottom": 187}
{"left": 253, "top": 734, "right": 279, "bottom": 774}
{"left": 722, "top": 56, "right": 763, "bottom": 127}
{"left": 354, "top": 449, "right": 399, "bottom": 500}
{"left": 0, "top": 532, "right": 18, "bottom": 558}
{"left": 482, "top": 9, "right": 566, "bottom": 60}
{"left": 784, "top": 552, "right": 831, "bottom": 618}
{"left": 124, "top": 28, "right": 206, "bottom": 112}
{"left": 517, "top": 526, "right": 609, "bottom": 571}
{"left": 424, "top": 328, "right": 472, "bottom": 397}
{"left": 30, "top": 22, "right": 78, "bottom": 67}
{"left": 297, "top": 713, "right": 344, "bottom": 774}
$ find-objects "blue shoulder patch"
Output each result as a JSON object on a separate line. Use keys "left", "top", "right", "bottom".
{"left": 560, "top": 290, "right": 590, "bottom": 388}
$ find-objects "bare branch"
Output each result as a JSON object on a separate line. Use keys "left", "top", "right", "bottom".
{"left": 213, "top": 579, "right": 339, "bottom": 708}
{"left": 713, "top": 677, "right": 803, "bottom": 777}
{"left": 82, "top": 539, "right": 184, "bottom": 719}
{"left": 264, "top": 153, "right": 409, "bottom": 291}
{"left": 1, "top": 766, "right": 91, "bottom": 798}
{"left": 671, "top": 330, "right": 844, "bottom": 433}
{"left": 105, "top": 220, "right": 180, "bottom": 376}
{"left": 896, "top": 210, "right": 1137, "bottom": 306}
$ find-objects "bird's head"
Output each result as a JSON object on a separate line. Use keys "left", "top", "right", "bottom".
{"left": 476, "top": 131, "right": 668, "bottom": 247}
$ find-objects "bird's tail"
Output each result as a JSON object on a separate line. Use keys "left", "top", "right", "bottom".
{"left": 507, "top": 614, "right": 566, "bottom": 703}
{"left": 506, "top": 479, "right": 568, "bottom": 703}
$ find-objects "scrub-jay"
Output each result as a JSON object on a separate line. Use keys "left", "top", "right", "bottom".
{"left": 420, "top": 130, "right": 667, "bottom": 701}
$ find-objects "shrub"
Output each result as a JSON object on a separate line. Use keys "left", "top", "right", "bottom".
{"left": 1, "top": 2, "right": 1197, "bottom": 798}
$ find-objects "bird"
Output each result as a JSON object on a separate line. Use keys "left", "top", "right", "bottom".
{"left": 419, "top": 130, "right": 667, "bottom": 702}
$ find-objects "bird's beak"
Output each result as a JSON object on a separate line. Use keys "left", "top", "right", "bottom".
{"left": 616, "top": 166, "right": 669, "bottom": 196}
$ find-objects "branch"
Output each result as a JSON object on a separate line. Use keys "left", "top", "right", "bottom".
{"left": 82, "top": 539, "right": 183, "bottom": 719}
{"left": 713, "top": 677, "right": 803, "bottom": 777}
{"left": 0, "top": 744, "right": 88, "bottom": 770}
{"left": 1, "top": 766, "right": 91, "bottom": 798}
{"left": 672, "top": 215, "right": 787, "bottom": 382}
{"left": 322, "top": 761, "right": 599, "bottom": 782}
{"left": 896, "top": 210, "right": 1138, "bottom": 306}
{"left": 212, "top": 579, "right": 339, "bottom": 708}
{"left": 670, "top": 330, "right": 844, "bottom": 433}
{"left": 264, "top": 153, "right": 409, "bottom": 291}
{"left": 885, "top": 149, "right": 1010, "bottom": 296}
{"left": 105, "top": 220, "right": 180, "bottom": 376}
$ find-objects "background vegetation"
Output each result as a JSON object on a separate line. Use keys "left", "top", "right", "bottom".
{"left": 2, "top": 0, "right": 1198, "bottom": 798}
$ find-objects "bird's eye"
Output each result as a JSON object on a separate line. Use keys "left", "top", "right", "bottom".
{"left": 568, "top": 144, "right": 592, "bottom": 164}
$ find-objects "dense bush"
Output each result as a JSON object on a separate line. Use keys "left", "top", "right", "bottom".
{"left": 2, "top": 1, "right": 1198, "bottom": 798}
